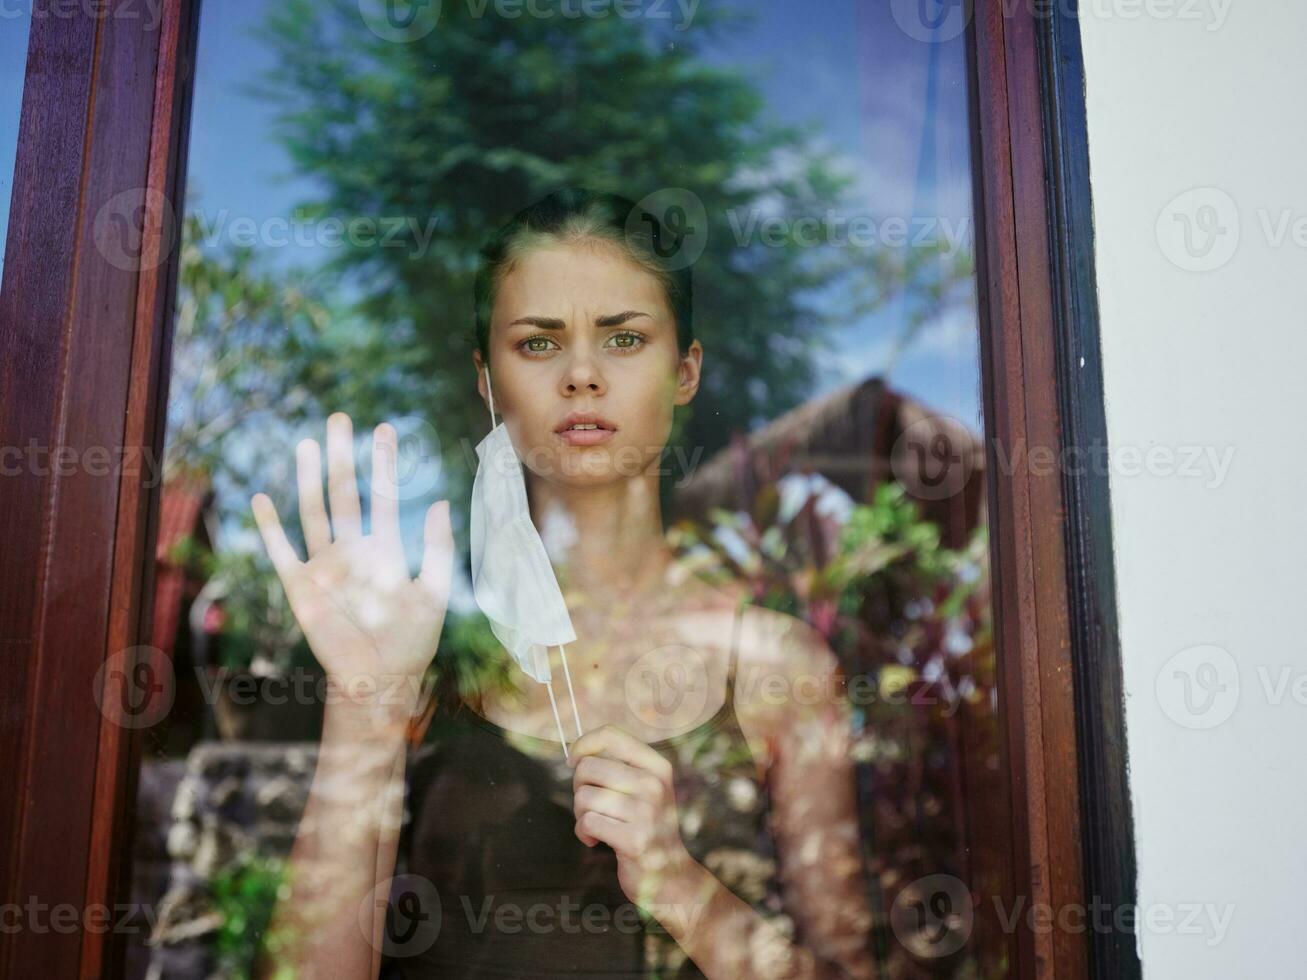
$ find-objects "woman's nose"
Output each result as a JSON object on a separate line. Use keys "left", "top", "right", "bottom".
{"left": 561, "top": 352, "right": 606, "bottom": 396}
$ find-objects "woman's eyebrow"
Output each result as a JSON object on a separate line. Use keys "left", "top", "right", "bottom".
{"left": 595, "top": 310, "right": 652, "bottom": 327}
{"left": 506, "top": 315, "right": 566, "bottom": 330}
{"left": 506, "top": 311, "right": 653, "bottom": 329}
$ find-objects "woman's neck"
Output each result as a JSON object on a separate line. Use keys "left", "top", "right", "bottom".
{"left": 528, "top": 473, "right": 672, "bottom": 603}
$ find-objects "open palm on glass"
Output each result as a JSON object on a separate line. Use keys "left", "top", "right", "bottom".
{"left": 250, "top": 413, "right": 453, "bottom": 736}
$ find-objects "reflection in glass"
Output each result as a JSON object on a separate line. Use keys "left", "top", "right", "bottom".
{"left": 0, "top": 5, "right": 33, "bottom": 281}
{"left": 126, "top": 2, "right": 1004, "bottom": 978}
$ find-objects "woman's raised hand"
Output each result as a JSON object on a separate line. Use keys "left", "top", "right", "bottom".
{"left": 250, "top": 413, "right": 453, "bottom": 740}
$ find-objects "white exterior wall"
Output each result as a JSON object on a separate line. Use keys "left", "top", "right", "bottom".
{"left": 1079, "top": 3, "right": 1307, "bottom": 976}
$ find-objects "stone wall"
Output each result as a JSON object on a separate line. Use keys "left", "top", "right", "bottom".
{"left": 136, "top": 742, "right": 319, "bottom": 979}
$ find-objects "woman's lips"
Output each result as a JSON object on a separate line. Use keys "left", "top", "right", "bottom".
{"left": 557, "top": 425, "right": 616, "bottom": 447}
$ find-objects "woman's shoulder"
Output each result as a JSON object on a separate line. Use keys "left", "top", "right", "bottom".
{"left": 729, "top": 603, "right": 847, "bottom": 758}
{"left": 667, "top": 572, "right": 838, "bottom": 677}
{"left": 737, "top": 605, "right": 838, "bottom": 678}
{"left": 654, "top": 573, "right": 848, "bottom": 763}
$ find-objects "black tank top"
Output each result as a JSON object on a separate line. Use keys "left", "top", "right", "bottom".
{"left": 385, "top": 604, "right": 790, "bottom": 978}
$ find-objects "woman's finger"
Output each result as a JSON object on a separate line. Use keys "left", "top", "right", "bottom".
{"left": 569, "top": 724, "right": 673, "bottom": 784}
{"left": 370, "top": 422, "right": 402, "bottom": 548}
{"left": 574, "top": 784, "right": 640, "bottom": 825}
{"left": 573, "top": 754, "right": 664, "bottom": 802}
{"left": 251, "top": 493, "right": 301, "bottom": 578}
{"left": 575, "top": 811, "right": 633, "bottom": 852}
{"left": 326, "top": 412, "right": 362, "bottom": 539}
{"left": 295, "top": 438, "right": 331, "bottom": 557}
{"left": 418, "top": 500, "right": 453, "bottom": 603}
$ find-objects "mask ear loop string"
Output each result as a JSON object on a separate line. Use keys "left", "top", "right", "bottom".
{"left": 485, "top": 366, "right": 498, "bottom": 427}
{"left": 558, "top": 644, "right": 584, "bottom": 739}
{"left": 547, "top": 647, "right": 583, "bottom": 760}
{"left": 488, "top": 366, "right": 584, "bottom": 755}
{"left": 546, "top": 680, "right": 570, "bottom": 758}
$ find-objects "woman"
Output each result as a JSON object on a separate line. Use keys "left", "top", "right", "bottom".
{"left": 252, "top": 189, "right": 877, "bottom": 978}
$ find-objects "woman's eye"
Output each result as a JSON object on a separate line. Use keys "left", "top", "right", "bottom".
{"left": 520, "top": 335, "right": 558, "bottom": 355}
{"left": 605, "top": 331, "right": 645, "bottom": 350}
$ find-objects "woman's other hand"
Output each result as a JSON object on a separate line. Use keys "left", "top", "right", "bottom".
{"left": 250, "top": 412, "right": 453, "bottom": 742}
{"left": 569, "top": 725, "right": 700, "bottom": 912}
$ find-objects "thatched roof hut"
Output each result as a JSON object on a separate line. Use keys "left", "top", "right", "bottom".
{"left": 672, "top": 376, "right": 986, "bottom": 548}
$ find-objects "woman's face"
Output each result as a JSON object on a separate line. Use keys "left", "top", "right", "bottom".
{"left": 476, "top": 240, "right": 701, "bottom": 490}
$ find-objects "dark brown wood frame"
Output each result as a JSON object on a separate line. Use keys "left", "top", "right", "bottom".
{"left": 0, "top": 2, "right": 1135, "bottom": 978}
{"left": 968, "top": 4, "right": 1085, "bottom": 977}
{"left": 0, "top": 0, "right": 200, "bottom": 977}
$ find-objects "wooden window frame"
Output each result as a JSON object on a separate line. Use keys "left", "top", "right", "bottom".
{"left": 965, "top": 3, "right": 1138, "bottom": 977}
{"left": 0, "top": 2, "right": 1138, "bottom": 978}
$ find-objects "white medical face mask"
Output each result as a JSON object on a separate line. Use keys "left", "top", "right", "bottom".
{"left": 469, "top": 367, "right": 584, "bottom": 752}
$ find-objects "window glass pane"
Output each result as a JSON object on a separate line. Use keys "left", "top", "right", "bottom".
{"left": 125, "top": 3, "right": 1006, "bottom": 978}
{"left": 0, "top": 5, "right": 32, "bottom": 281}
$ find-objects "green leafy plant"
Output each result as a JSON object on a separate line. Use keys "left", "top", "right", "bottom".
{"left": 211, "top": 854, "right": 291, "bottom": 980}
